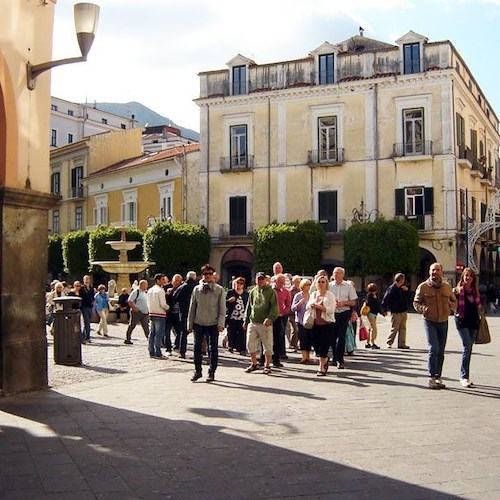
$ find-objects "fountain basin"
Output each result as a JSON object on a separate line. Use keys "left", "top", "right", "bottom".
{"left": 92, "top": 261, "right": 154, "bottom": 274}
{"left": 107, "top": 241, "right": 140, "bottom": 252}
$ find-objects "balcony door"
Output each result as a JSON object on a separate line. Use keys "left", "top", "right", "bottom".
{"left": 229, "top": 196, "right": 247, "bottom": 236}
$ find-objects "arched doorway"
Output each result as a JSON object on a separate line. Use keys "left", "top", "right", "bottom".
{"left": 221, "top": 247, "right": 253, "bottom": 288}
{"left": 418, "top": 247, "right": 436, "bottom": 284}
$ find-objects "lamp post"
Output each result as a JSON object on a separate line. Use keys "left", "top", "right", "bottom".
{"left": 27, "top": 3, "right": 100, "bottom": 90}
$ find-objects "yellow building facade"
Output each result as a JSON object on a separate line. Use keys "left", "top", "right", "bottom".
{"left": 196, "top": 32, "right": 500, "bottom": 285}
{"left": 1, "top": 0, "right": 60, "bottom": 395}
{"left": 85, "top": 144, "right": 200, "bottom": 232}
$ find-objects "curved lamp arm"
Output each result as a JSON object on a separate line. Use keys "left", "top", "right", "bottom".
{"left": 27, "top": 3, "right": 100, "bottom": 90}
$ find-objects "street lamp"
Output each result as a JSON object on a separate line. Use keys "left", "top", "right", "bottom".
{"left": 27, "top": 3, "right": 100, "bottom": 90}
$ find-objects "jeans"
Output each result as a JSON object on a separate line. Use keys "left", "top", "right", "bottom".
{"left": 164, "top": 313, "right": 182, "bottom": 352}
{"left": 81, "top": 306, "right": 93, "bottom": 341}
{"left": 455, "top": 319, "right": 478, "bottom": 379}
{"left": 193, "top": 324, "right": 219, "bottom": 375}
{"left": 332, "top": 310, "right": 351, "bottom": 364}
{"left": 149, "top": 317, "right": 165, "bottom": 357}
{"left": 424, "top": 320, "right": 448, "bottom": 378}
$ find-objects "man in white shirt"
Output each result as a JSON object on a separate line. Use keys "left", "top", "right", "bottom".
{"left": 329, "top": 267, "right": 358, "bottom": 369}
{"left": 147, "top": 274, "right": 169, "bottom": 359}
{"left": 125, "top": 280, "right": 149, "bottom": 344}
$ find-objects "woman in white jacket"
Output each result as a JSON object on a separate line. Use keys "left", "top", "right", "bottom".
{"left": 306, "top": 276, "right": 336, "bottom": 376}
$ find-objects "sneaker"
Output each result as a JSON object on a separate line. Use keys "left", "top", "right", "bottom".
{"left": 273, "top": 362, "right": 284, "bottom": 368}
{"left": 386, "top": 343, "right": 393, "bottom": 349}
{"left": 428, "top": 378, "right": 441, "bottom": 390}
{"left": 206, "top": 372, "right": 215, "bottom": 382}
{"left": 190, "top": 372, "right": 202, "bottom": 382}
{"left": 398, "top": 345, "right": 410, "bottom": 349}
{"left": 245, "top": 364, "right": 258, "bottom": 373}
{"left": 337, "top": 363, "right": 345, "bottom": 369}
{"left": 365, "top": 343, "right": 372, "bottom": 349}
{"left": 435, "top": 378, "right": 446, "bottom": 389}
{"left": 124, "top": 340, "right": 133, "bottom": 345}
{"left": 263, "top": 366, "right": 271, "bottom": 375}
{"left": 460, "top": 378, "right": 472, "bottom": 388}
{"left": 371, "top": 344, "right": 381, "bottom": 350}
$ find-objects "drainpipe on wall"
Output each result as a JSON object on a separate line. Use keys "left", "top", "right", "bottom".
{"left": 206, "top": 105, "right": 210, "bottom": 229}
{"left": 373, "top": 83, "right": 379, "bottom": 211}
{"left": 182, "top": 144, "right": 187, "bottom": 223}
{"left": 267, "top": 97, "right": 271, "bottom": 224}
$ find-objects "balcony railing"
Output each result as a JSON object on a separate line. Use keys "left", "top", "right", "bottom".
{"left": 397, "top": 214, "right": 433, "bottom": 231}
{"left": 392, "top": 140, "right": 433, "bottom": 158}
{"left": 68, "top": 185, "right": 85, "bottom": 199}
{"left": 319, "top": 218, "right": 346, "bottom": 234}
{"left": 307, "top": 148, "right": 345, "bottom": 167}
{"left": 218, "top": 222, "right": 254, "bottom": 238}
{"left": 220, "top": 155, "right": 254, "bottom": 172}
{"left": 457, "top": 145, "right": 473, "bottom": 168}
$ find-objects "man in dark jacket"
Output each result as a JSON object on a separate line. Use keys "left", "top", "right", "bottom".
{"left": 381, "top": 273, "right": 410, "bottom": 349}
{"left": 80, "top": 275, "right": 95, "bottom": 343}
{"left": 172, "top": 271, "right": 197, "bottom": 358}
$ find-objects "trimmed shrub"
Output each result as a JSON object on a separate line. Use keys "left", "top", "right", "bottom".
{"left": 88, "top": 225, "right": 143, "bottom": 263}
{"left": 48, "top": 234, "right": 65, "bottom": 279}
{"left": 62, "top": 230, "right": 90, "bottom": 277}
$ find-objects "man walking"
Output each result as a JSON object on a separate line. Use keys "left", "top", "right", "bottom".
{"left": 147, "top": 274, "right": 169, "bottom": 359}
{"left": 173, "top": 271, "right": 197, "bottom": 358}
{"left": 244, "top": 272, "right": 279, "bottom": 375}
{"left": 164, "top": 273, "right": 183, "bottom": 353}
{"left": 381, "top": 273, "right": 410, "bottom": 349}
{"left": 187, "top": 264, "right": 226, "bottom": 382}
{"left": 329, "top": 267, "right": 357, "bottom": 369}
{"left": 124, "top": 279, "right": 149, "bottom": 344}
{"left": 414, "top": 263, "right": 457, "bottom": 390}
{"left": 271, "top": 273, "right": 291, "bottom": 368}
{"left": 80, "top": 275, "right": 95, "bottom": 343}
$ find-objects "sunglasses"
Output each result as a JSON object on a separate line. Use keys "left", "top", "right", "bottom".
{"left": 202, "top": 272, "right": 213, "bottom": 276}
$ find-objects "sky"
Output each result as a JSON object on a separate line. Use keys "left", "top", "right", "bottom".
{"left": 50, "top": 0, "right": 500, "bottom": 133}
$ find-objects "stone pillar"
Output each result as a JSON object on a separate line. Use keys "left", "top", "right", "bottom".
{"left": 0, "top": 187, "right": 58, "bottom": 396}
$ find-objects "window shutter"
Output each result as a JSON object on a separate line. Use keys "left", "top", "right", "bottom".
{"left": 395, "top": 189, "right": 405, "bottom": 215}
{"left": 424, "top": 188, "right": 434, "bottom": 214}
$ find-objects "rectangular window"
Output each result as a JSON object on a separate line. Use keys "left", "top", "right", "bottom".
{"left": 102, "top": 118, "right": 108, "bottom": 124}
{"left": 318, "top": 116, "right": 338, "bottom": 162}
{"left": 70, "top": 166, "right": 84, "bottom": 198}
{"left": 470, "top": 129, "right": 478, "bottom": 162}
{"left": 51, "top": 104, "right": 58, "bottom": 111}
{"left": 121, "top": 123, "right": 126, "bottom": 129}
{"left": 471, "top": 197, "right": 477, "bottom": 221}
{"left": 75, "top": 207, "right": 83, "bottom": 230}
{"left": 51, "top": 172, "right": 60, "bottom": 195}
{"left": 318, "top": 191, "right": 338, "bottom": 233}
{"left": 395, "top": 187, "right": 433, "bottom": 229}
{"left": 121, "top": 201, "right": 137, "bottom": 225}
{"left": 161, "top": 195, "right": 172, "bottom": 219}
{"left": 459, "top": 189, "right": 466, "bottom": 231}
{"left": 51, "top": 129, "right": 57, "bottom": 147}
{"left": 230, "top": 125, "right": 248, "bottom": 168}
{"left": 232, "top": 65, "right": 246, "bottom": 95}
{"left": 229, "top": 196, "right": 247, "bottom": 235}
{"left": 93, "top": 206, "right": 107, "bottom": 225}
{"left": 68, "top": 133, "right": 74, "bottom": 144}
{"left": 52, "top": 210, "right": 60, "bottom": 234}
{"left": 456, "top": 113, "right": 465, "bottom": 146}
{"left": 68, "top": 109, "right": 74, "bottom": 116}
{"left": 403, "top": 43, "right": 420, "bottom": 74}
{"left": 403, "top": 108, "right": 424, "bottom": 155}
{"left": 319, "top": 54, "right": 334, "bottom": 84}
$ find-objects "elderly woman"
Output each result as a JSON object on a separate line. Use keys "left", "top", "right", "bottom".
{"left": 226, "top": 277, "right": 249, "bottom": 355}
{"left": 364, "top": 282, "right": 384, "bottom": 349}
{"left": 307, "top": 275, "right": 336, "bottom": 376}
{"left": 46, "top": 281, "right": 66, "bottom": 334}
{"left": 291, "top": 278, "right": 312, "bottom": 364}
{"left": 94, "top": 284, "right": 110, "bottom": 337}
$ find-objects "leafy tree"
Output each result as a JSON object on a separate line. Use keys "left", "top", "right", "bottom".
{"left": 344, "top": 217, "right": 419, "bottom": 280}
{"left": 48, "top": 234, "right": 65, "bottom": 279}
{"left": 88, "top": 225, "right": 143, "bottom": 263}
{"left": 143, "top": 221, "right": 211, "bottom": 277}
{"left": 253, "top": 220, "right": 325, "bottom": 275}
{"left": 62, "top": 230, "right": 90, "bottom": 278}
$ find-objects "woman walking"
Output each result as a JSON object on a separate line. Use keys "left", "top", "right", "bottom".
{"left": 226, "top": 277, "right": 249, "bottom": 355}
{"left": 364, "top": 283, "right": 384, "bottom": 349}
{"left": 291, "top": 278, "right": 313, "bottom": 364}
{"left": 454, "top": 268, "right": 482, "bottom": 388}
{"left": 307, "top": 276, "right": 336, "bottom": 376}
{"left": 94, "top": 284, "right": 110, "bottom": 337}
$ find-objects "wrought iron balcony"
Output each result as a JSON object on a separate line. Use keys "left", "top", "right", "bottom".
{"left": 392, "top": 140, "right": 433, "bottom": 158}
{"left": 220, "top": 155, "right": 254, "bottom": 173}
{"left": 318, "top": 218, "right": 346, "bottom": 234}
{"left": 218, "top": 222, "right": 254, "bottom": 238}
{"left": 68, "top": 185, "right": 85, "bottom": 199}
{"left": 397, "top": 214, "right": 433, "bottom": 231}
{"left": 307, "top": 148, "right": 345, "bottom": 167}
{"left": 457, "top": 145, "right": 473, "bottom": 168}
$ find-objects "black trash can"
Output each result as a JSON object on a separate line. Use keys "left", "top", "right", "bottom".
{"left": 53, "top": 296, "right": 82, "bottom": 365}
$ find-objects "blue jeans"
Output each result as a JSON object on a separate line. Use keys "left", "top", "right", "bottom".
{"left": 455, "top": 319, "right": 477, "bottom": 379}
{"left": 424, "top": 320, "right": 448, "bottom": 378}
{"left": 81, "top": 306, "right": 93, "bottom": 341}
{"left": 193, "top": 324, "right": 219, "bottom": 375}
{"left": 149, "top": 317, "right": 165, "bottom": 357}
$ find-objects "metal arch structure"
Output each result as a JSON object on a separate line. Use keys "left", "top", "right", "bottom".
{"left": 467, "top": 189, "right": 500, "bottom": 272}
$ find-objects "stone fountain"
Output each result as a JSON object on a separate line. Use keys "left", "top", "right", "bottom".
{"left": 92, "top": 226, "right": 154, "bottom": 295}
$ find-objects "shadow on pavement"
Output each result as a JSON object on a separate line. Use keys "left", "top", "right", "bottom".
{"left": 0, "top": 390, "right": 463, "bottom": 499}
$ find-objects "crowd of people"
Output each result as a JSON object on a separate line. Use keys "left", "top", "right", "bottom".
{"left": 46, "top": 261, "right": 487, "bottom": 389}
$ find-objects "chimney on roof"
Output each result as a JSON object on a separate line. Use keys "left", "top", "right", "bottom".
{"left": 359, "top": 26, "right": 364, "bottom": 37}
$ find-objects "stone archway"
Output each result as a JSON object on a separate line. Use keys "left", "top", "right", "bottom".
{"left": 220, "top": 246, "right": 253, "bottom": 288}
{"left": 418, "top": 247, "right": 437, "bottom": 283}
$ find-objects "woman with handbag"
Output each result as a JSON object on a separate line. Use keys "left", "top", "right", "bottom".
{"left": 453, "top": 268, "right": 482, "bottom": 388}
{"left": 306, "top": 276, "right": 336, "bottom": 376}
{"left": 291, "top": 278, "right": 312, "bottom": 364}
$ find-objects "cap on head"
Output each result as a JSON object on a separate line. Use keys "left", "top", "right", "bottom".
{"left": 255, "top": 271, "right": 266, "bottom": 279}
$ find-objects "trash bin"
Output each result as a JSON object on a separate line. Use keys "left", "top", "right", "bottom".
{"left": 53, "top": 296, "right": 82, "bottom": 365}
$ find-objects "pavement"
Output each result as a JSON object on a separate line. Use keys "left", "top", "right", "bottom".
{"left": 1, "top": 313, "right": 499, "bottom": 499}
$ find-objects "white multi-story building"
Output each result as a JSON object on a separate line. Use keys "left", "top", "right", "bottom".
{"left": 50, "top": 96, "right": 135, "bottom": 149}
